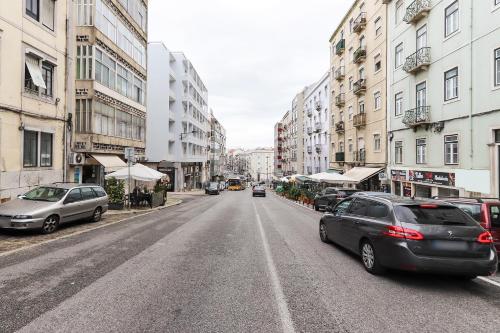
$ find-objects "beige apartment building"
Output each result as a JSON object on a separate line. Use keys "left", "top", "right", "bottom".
{"left": 70, "top": 0, "right": 147, "bottom": 185}
{"left": 0, "top": 0, "right": 70, "bottom": 201}
{"left": 329, "top": 0, "right": 388, "bottom": 190}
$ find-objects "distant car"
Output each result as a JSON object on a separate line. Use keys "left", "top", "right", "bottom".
{"left": 218, "top": 182, "right": 226, "bottom": 191}
{"left": 252, "top": 185, "right": 266, "bottom": 197}
{"left": 206, "top": 182, "right": 220, "bottom": 195}
{"left": 314, "top": 187, "right": 360, "bottom": 211}
{"left": 436, "top": 197, "right": 500, "bottom": 253}
{"left": 0, "top": 184, "right": 109, "bottom": 234}
{"left": 319, "top": 193, "right": 498, "bottom": 278}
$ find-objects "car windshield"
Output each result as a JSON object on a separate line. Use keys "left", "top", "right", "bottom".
{"left": 394, "top": 205, "right": 477, "bottom": 226}
{"left": 23, "top": 187, "right": 68, "bottom": 202}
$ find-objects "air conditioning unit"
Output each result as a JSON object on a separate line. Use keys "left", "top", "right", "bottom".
{"left": 69, "top": 153, "right": 85, "bottom": 165}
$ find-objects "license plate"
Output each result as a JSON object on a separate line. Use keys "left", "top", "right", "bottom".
{"left": 431, "top": 240, "right": 468, "bottom": 251}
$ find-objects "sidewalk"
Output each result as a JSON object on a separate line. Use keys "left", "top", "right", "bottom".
{"left": 106, "top": 197, "right": 182, "bottom": 215}
{"left": 169, "top": 190, "right": 206, "bottom": 196}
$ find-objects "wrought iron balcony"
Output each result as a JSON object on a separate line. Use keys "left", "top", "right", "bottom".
{"left": 315, "top": 101, "right": 322, "bottom": 111}
{"left": 335, "top": 93, "right": 345, "bottom": 107}
{"left": 403, "top": 0, "right": 431, "bottom": 24}
{"left": 353, "top": 46, "right": 366, "bottom": 64}
{"left": 353, "top": 12, "right": 367, "bottom": 33}
{"left": 402, "top": 106, "right": 431, "bottom": 128}
{"left": 306, "top": 108, "right": 313, "bottom": 117}
{"left": 335, "top": 152, "right": 345, "bottom": 162}
{"left": 307, "top": 127, "right": 313, "bottom": 135}
{"left": 353, "top": 79, "right": 367, "bottom": 95}
{"left": 307, "top": 146, "right": 313, "bottom": 154}
{"left": 335, "top": 121, "right": 345, "bottom": 133}
{"left": 314, "top": 122, "right": 322, "bottom": 132}
{"left": 335, "top": 39, "right": 345, "bottom": 55}
{"left": 353, "top": 113, "right": 366, "bottom": 128}
{"left": 334, "top": 66, "right": 345, "bottom": 81}
{"left": 315, "top": 144, "right": 322, "bottom": 153}
{"left": 403, "top": 47, "right": 431, "bottom": 74}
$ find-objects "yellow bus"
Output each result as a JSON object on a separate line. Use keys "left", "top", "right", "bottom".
{"left": 228, "top": 178, "right": 243, "bottom": 191}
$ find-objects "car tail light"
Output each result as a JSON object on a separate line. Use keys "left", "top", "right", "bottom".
{"left": 477, "top": 231, "right": 493, "bottom": 244}
{"left": 384, "top": 226, "right": 424, "bottom": 240}
{"left": 420, "top": 204, "right": 438, "bottom": 209}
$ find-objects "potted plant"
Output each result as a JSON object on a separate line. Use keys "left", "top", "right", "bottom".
{"left": 105, "top": 177, "right": 125, "bottom": 210}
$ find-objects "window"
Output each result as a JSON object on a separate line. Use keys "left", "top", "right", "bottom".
{"left": 349, "top": 77, "right": 353, "bottom": 90}
{"left": 445, "top": 134, "right": 459, "bottom": 164}
{"left": 395, "top": 141, "right": 403, "bottom": 164}
{"left": 76, "top": 45, "right": 93, "bottom": 80}
{"left": 349, "top": 47, "right": 354, "bottom": 62}
{"left": 95, "top": 48, "right": 116, "bottom": 89}
{"left": 81, "top": 187, "right": 96, "bottom": 200}
{"left": 66, "top": 189, "right": 83, "bottom": 203}
{"left": 348, "top": 139, "right": 353, "bottom": 152}
{"left": 375, "top": 17, "right": 382, "bottom": 37}
{"left": 374, "top": 91, "right": 382, "bottom": 110}
{"left": 348, "top": 106, "right": 353, "bottom": 121}
{"left": 395, "top": 92, "right": 403, "bottom": 116}
{"left": 75, "top": 99, "right": 92, "bottom": 133}
{"left": 444, "top": 67, "right": 459, "bottom": 101}
{"left": 349, "top": 199, "right": 370, "bottom": 216}
{"left": 40, "top": 132, "right": 53, "bottom": 167}
{"left": 417, "top": 25, "right": 427, "bottom": 49}
{"left": 333, "top": 199, "right": 352, "bottom": 215}
{"left": 496, "top": 0, "right": 500, "bottom": 6}
{"left": 374, "top": 54, "right": 382, "bottom": 72}
{"left": 445, "top": 1, "right": 459, "bottom": 37}
{"left": 395, "top": 43, "right": 403, "bottom": 68}
{"left": 374, "top": 134, "right": 381, "bottom": 152}
{"left": 416, "top": 81, "right": 427, "bottom": 108}
{"left": 41, "top": 0, "right": 55, "bottom": 30}
{"left": 395, "top": 0, "right": 404, "bottom": 23}
{"left": 495, "top": 48, "right": 500, "bottom": 87}
{"left": 23, "top": 130, "right": 38, "bottom": 167}
{"left": 359, "top": 100, "right": 365, "bottom": 114}
{"left": 25, "top": 55, "right": 40, "bottom": 95}
{"left": 26, "top": 0, "right": 39, "bottom": 20}
{"left": 416, "top": 138, "right": 426, "bottom": 164}
{"left": 93, "top": 101, "right": 115, "bottom": 136}
{"left": 76, "top": 0, "right": 94, "bottom": 26}
{"left": 349, "top": 18, "right": 354, "bottom": 33}
{"left": 41, "top": 62, "right": 54, "bottom": 97}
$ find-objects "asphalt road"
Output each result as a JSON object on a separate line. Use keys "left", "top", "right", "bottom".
{"left": 1, "top": 190, "right": 500, "bottom": 333}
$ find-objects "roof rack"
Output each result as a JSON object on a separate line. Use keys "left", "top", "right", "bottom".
{"left": 432, "top": 196, "right": 500, "bottom": 203}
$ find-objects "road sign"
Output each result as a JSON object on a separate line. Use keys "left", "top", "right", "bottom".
{"left": 124, "top": 147, "right": 135, "bottom": 162}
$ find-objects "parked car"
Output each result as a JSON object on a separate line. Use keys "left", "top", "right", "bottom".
{"left": 314, "top": 187, "right": 360, "bottom": 211}
{"left": 435, "top": 197, "right": 500, "bottom": 252}
{"left": 206, "top": 182, "right": 220, "bottom": 195}
{"left": 0, "top": 183, "right": 108, "bottom": 234}
{"left": 319, "top": 193, "right": 498, "bottom": 278}
{"left": 252, "top": 185, "right": 266, "bottom": 197}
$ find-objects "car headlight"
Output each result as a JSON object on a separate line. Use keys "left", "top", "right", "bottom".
{"left": 13, "top": 215, "right": 33, "bottom": 220}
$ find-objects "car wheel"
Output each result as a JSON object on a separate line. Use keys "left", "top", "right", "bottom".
{"left": 91, "top": 207, "right": 102, "bottom": 223}
{"left": 319, "top": 222, "right": 329, "bottom": 243}
{"left": 41, "top": 215, "right": 59, "bottom": 234}
{"left": 360, "top": 240, "right": 385, "bottom": 275}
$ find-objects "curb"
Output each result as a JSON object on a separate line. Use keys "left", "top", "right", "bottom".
{"left": 0, "top": 199, "right": 183, "bottom": 258}
{"left": 271, "top": 192, "right": 319, "bottom": 213}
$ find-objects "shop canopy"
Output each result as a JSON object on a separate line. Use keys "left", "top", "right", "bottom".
{"left": 91, "top": 154, "right": 127, "bottom": 172}
{"left": 307, "top": 172, "right": 355, "bottom": 184}
{"left": 343, "top": 167, "right": 384, "bottom": 184}
{"left": 105, "top": 163, "right": 168, "bottom": 182}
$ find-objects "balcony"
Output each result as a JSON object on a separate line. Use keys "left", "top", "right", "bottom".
{"left": 335, "top": 152, "right": 345, "bottom": 162}
{"left": 335, "top": 93, "right": 346, "bottom": 107}
{"left": 315, "top": 101, "right": 322, "bottom": 111}
{"left": 307, "top": 127, "right": 313, "bottom": 135}
{"left": 353, "top": 113, "right": 366, "bottom": 128}
{"left": 403, "top": 47, "right": 431, "bottom": 74}
{"left": 353, "top": 46, "right": 366, "bottom": 64}
{"left": 335, "top": 121, "right": 345, "bottom": 133}
{"left": 353, "top": 12, "right": 367, "bottom": 33}
{"left": 404, "top": 0, "right": 431, "bottom": 24}
{"left": 307, "top": 146, "right": 313, "bottom": 154}
{"left": 306, "top": 108, "right": 313, "bottom": 117}
{"left": 335, "top": 39, "right": 345, "bottom": 55}
{"left": 402, "top": 106, "right": 431, "bottom": 128}
{"left": 353, "top": 79, "right": 367, "bottom": 96}
{"left": 334, "top": 66, "right": 345, "bottom": 81}
{"left": 315, "top": 144, "right": 322, "bottom": 153}
{"left": 314, "top": 122, "right": 322, "bottom": 132}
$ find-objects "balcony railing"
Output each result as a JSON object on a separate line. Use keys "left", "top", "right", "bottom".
{"left": 353, "top": 113, "right": 366, "bottom": 128}
{"left": 335, "top": 93, "right": 346, "bottom": 107}
{"left": 315, "top": 101, "right": 322, "bottom": 111}
{"left": 307, "top": 146, "right": 313, "bottom": 154}
{"left": 315, "top": 144, "right": 322, "bottom": 153}
{"left": 353, "top": 46, "right": 366, "bottom": 64}
{"left": 334, "top": 66, "right": 345, "bottom": 81}
{"left": 353, "top": 79, "right": 367, "bottom": 95}
{"left": 404, "top": 0, "right": 431, "bottom": 24}
{"left": 335, "top": 152, "right": 345, "bottom": 162}
{"left": 314, "top": 122, "right": 322, "bottom": 132}
{"left": 353, "top": 12, "right": 367, "bottom": 33}
{"left": 307, "top": 127, "right": 313, "bottom": 135}
{"left": 335, "top": 121, "right": 345, "bottom": 133}
{"left": 335, "top": 39, "right": 345, "bottom": 55}
{"left": 402, "top": 106, "right": 431, "bottom": 127}
{"left": 306, "top": 108, "right": 313, "bottom": 117}
{"left": 403, "top": 47, "right": 431, "bottom": 74}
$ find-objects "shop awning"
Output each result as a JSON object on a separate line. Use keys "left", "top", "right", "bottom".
{"left": 343, "top": 167, "right": 384, "bottom": 183}
{"left": 307, "top": 172, "right": 355, "bottom": 184}
{"left": 91, "top": 154, "right": 127, "bottom": 172}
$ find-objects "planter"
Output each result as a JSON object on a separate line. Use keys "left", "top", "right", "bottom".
{"left": 108, "top": 202, "right": 125, "bottom": 210}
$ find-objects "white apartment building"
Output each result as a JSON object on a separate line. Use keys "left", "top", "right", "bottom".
{"left": 387, "top": 0, "right": 500, "bottom": 198}
{"left": 147, "top": 42, "right": 210, "bottom": 191}
{"left": 304, "top": 71, "right": 331, "bottom": 175}
{"left": 248, "top": 149, "right": 274, "bottom": 183}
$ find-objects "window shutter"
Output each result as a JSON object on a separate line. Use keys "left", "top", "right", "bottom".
{"left": 42, "top": 0, "right": 55, "bottom": 30}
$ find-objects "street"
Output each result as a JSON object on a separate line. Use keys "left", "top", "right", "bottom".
{"left": 1, "top": 190, "right": 500, "bottom": 333}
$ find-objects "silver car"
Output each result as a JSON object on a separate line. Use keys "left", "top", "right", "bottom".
{"left": 0, "top": 183, "right": 109, "bottom": 234}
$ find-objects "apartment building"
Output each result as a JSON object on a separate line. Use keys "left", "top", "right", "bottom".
{"left": 280, "top": 110, "right": 292, "bottom": 175}
{"left": 387, "top": 0, "right": 500, "bottom": 198}
{"left": 247, "top": 148, "right": 274, "bottom": 182}
{"left": 290, "top": 89, "right": 307, "bottom": 175}
{"left": 146, "top": 42, "right": 210, "bottom": 191}
{"left": 227, "top": 149, "right": 249, "bottom": 176}
{"left": 0, "top": 0, "right": 70, "bottom": 200}
{"left": 329, "top": 0, "right": 388, "bottom": 190}
{"left": 70, "top": 0, "right": 148, "bottom": 185}
{"left": 304, "top": 71, "right": 331, "bottom": 175}
{"left": 274, "top": 122, "right": 284, "bottom": 177}
{"left": 209, "top": 110, "right": 227, "bottom": 181}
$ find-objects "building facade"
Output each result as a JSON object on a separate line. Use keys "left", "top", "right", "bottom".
{"left": 248, "top": 148, "right": 274, "bottom": 183}
{"left": 0, "top": 0, "right": 70, "bottom": 200}
{"left": 274, "top": 122, "right": 284, "bottom": 177}
{"left": 304, "top": 71, "right": 331, "bottom": 175}
{"left": 280, "top": 111, "right": 292, "bottom": 175}
{"left": 387, "top": 0, "right": 500, "bottom": 198}
{"left": 329, "top": 0, "right": 388, "bottom": 190}
{"left": 70, "top": 0, "right": 148, "bottom": 185}
{"left": 209, "top": 110, "right": 227, "bottom": 181}
{"left": 146, "top": 42, "right": 210, "bottom": 191}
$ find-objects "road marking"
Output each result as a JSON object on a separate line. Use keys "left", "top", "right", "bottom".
{"left": 252, "top": 201, "right": 296, "bottom": 333}
{"left": 478, "top": 276, "right": 500, "bottom": 288}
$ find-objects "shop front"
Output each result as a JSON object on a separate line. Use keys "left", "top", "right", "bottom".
{"left": 391, "top": 169, "right": 458, "bottom": 198}
{"left": 343, "top": 167, "right": 385, "bottom": 191}
{"left": 73, "top": 154, "right": 127, "bottom": 186}
{"left": 157, "top": 161, "right": 176, "bottom": 192}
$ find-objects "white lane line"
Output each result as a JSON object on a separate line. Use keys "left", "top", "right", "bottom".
{"left": 478, "top": 276, "right": 500, "bottom": 288}
{"left": 252, "top": 201, "right": 296, "bottom": 333}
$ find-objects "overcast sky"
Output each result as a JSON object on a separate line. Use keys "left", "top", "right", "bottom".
{"left": 149, "top": 0, "right": 352, "bottom": 149}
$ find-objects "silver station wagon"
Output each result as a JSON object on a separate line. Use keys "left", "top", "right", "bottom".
{"left": 0, "top": 183, "right": 109, "bottom": 234}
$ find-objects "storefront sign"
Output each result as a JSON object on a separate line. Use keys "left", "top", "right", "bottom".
{"left": 391, "top": 170, "right": 407, "bottom": 181}
{"left": 408, "top": 170, "right": 455, "bottom": 187}
{"left": 403, "top": 183, "right": 412, "bottom": 197}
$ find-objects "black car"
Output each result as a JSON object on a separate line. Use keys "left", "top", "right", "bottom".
{"left": 314, "top": 187, "right": 359, "bottom": 211}
{"left": 252, "top": 185, "right": 266, "bottom": 197}
{"left": 206, "top": 182, "right": 220, "bottom": 195}
{"left": 319, "top": 193, "right": 498, "bottom": 278}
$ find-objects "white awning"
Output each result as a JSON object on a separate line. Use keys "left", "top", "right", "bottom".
{"left": 343, "top": 167, "right": 384, "bottom": 183}
{"left": 105, "top": 163, "right": 168, "bottom": 182}
{"left": 25, "top": 56, "right": 46, "bottom": 89}
{"left": 307, "top": 172, "right": 355, "bottom": 183}
{"left": 91, "top": 154, "right": 127, "bottom": 172}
